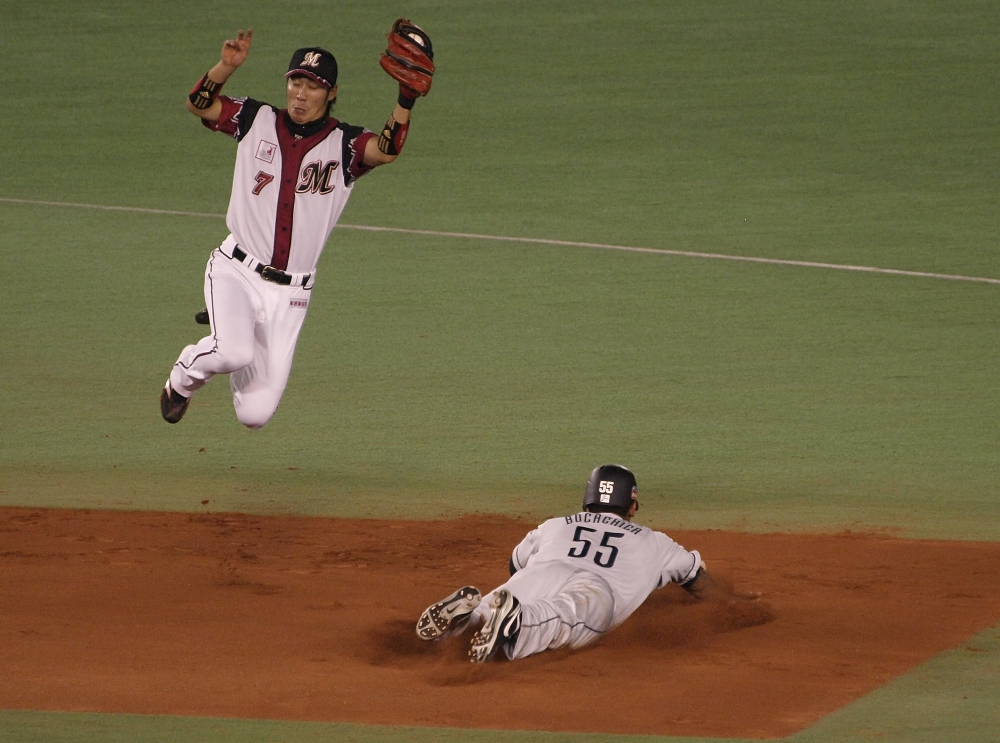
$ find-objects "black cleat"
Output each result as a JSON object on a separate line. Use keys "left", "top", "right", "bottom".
{"left": 160, "top": 383, "right": 191, "bottom": 424}
{"left": 194, "top": 308, "right": 210, "bottom": 325}
{"left": 469, "top": 589, "right": 521, "bottom": 662}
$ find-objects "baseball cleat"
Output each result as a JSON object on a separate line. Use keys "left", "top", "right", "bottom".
{"left": 194, "top": 308, "right": 210, "bottom": 325}
{"left": 416, "top": 586, "right": 482, "bottom": 641}
{"left": 160, "top": 382, "right": 191, "bottom": 424}
{"left": 469, "top": 589, "right": 521, "bottom": 663}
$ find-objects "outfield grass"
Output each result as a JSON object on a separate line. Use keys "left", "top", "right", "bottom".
{"left": 1, "top": 1, "right": 998, "bottom": 741}
{"left": 2, "top": 208, "right": 999, "bottom": 539}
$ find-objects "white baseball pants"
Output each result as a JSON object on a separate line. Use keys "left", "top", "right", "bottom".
{"left": 473, "top": 562, "right": 616, "bottom": 660}
{"left": 169, "top": 248, "right": 312, "bottom": 429}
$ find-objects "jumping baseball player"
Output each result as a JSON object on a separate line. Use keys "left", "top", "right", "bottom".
{"left": 161, "top": 21, "right": 434, "bottom": 427}
{"left": 416, "top": 464, "right": 760, "bottom": 662}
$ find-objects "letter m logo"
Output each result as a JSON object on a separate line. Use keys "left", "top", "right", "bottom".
{"left": 302, "top": 52, "right": 321, "bottom": 68}
{"left": 296, "top": 160, "right": 340, "bottom": 195}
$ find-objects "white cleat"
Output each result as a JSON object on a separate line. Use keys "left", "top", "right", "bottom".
{"left": 416, "top": 586, "right": 482, "bottom": 641}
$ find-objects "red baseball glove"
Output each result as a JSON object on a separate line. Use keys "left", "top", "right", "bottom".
{"left": 379, "top": 18, "right": 435, "bottom": 97}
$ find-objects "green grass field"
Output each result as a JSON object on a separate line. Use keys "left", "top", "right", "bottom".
{"left": 1, "top": 1, "right": 999, "bottom": 741}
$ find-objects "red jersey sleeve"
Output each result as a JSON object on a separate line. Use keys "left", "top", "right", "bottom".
{"left": 339, "top": 124, "right": 377, "bottom": 185}
{"left": 200, "top": 97, "right": 267, "bottom": 141}
{"left": 201, "top": 96, "right": 244, "bottom": 138}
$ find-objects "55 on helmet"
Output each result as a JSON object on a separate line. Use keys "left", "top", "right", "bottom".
{"left": 583, "top": 464, "right": 638, "bottom": 518}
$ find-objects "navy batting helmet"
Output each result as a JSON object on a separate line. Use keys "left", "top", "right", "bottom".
{"left": 583, "top": 464, "right": 638, "bottom": 517}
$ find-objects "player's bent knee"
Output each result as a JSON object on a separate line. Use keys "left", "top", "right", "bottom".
{"left": 236, "top": 406, "right": 277, "bottom": 430}
{"left": 234, "top": 393, "right": 281, "bottom": 430}
{"left": 238, "top": 414, "right": 272, "bottom": 430}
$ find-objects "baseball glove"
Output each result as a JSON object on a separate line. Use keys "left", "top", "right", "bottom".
{"left": 379, "top": 18, "right": 435, "bottom": 97}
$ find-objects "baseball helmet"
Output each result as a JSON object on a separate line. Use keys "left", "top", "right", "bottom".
{"left": 583, "top": 464, "right": 638, "bottom": 517}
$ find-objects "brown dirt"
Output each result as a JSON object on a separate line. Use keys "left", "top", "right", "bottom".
{"left": 1, "top": 507, "right": 999, "bottom": 739}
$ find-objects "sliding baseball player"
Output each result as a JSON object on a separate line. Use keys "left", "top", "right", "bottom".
{"left": 417, "top": 464, "right": 761, "bottom": 662}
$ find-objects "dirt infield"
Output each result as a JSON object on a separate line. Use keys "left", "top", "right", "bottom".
{"left": 2, "top": 508, "right": 999, "bottom": 738}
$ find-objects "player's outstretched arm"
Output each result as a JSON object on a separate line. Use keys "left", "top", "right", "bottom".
{"left": 363, "top": 18, "right": 434, "bottom": 167}
{"left": 363, "top": 101, "right": 411, "bottom": 167}
{"left": 186, "top": 29, "right": 253, "bottom": 123}
{"left": 682, "top": 567, "right": 760, "bottom": 604}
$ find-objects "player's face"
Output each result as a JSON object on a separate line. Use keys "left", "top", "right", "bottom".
{"left": 286, "top": 76, "right": 337, "bottom": 124}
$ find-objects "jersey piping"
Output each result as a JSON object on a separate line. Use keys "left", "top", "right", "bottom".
{"left": 519, "top": 614, "right": 608, "bottom": 635}
{"left": 175, "top": 251, "right": 222, "bottom": 370}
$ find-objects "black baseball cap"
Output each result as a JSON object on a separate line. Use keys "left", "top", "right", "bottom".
{"left": 286, "top": 47, "right": 338, "bottom": 88}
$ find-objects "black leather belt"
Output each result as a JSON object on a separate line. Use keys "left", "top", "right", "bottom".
{"left": 232, "top": 246, "right": 310, "bottom": 286}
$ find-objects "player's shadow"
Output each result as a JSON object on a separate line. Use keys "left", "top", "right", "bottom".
{"left": 604, "top": 584, "right": 775, "bottom": 653}
{"left": 362, "top": 582, "right": 774, "bottom": 686}
{"left": 361, "top": 617, "right": 529, "bottom": 685}
{"left": 364, "top": 619, "right": 445, "bottom": 666}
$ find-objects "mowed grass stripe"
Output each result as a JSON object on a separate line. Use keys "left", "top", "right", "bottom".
{"left": 3, "top": 196, "right": 997, "bottom": 286}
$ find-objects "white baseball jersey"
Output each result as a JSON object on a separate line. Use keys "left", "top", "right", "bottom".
{"left": 205, "top": 95, "right": 376, "bottom": 273}
{"left": 167, "top": 97, "right": 377, "bottom": 428}
{"left": 510, "top": 512, "right": 702, "bottom": 629}
{"left": 466, "top": 512, "right": 703, "bottom": 660}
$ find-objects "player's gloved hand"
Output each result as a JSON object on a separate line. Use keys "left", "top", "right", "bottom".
{"left": 379, "top": 18, "right": 434, "bottom": 108}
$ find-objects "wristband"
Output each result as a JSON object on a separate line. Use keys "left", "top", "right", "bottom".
{"left": 189, "top": 73, "right": 224, "bottom": 110}
{"left": 377, "top": 115, "right": 410, "bottom": 156}
{"left": 397, "top": 89, "right": 417, "bottom": 110}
